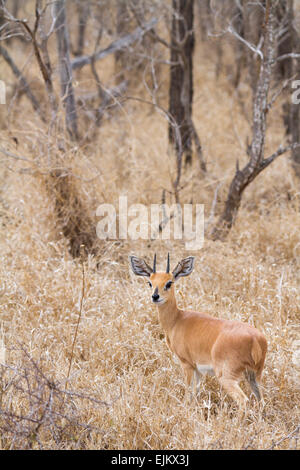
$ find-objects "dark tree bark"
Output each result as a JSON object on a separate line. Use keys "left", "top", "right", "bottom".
{"left": 114, "top": 0, "right": 129, "bottom": 84}
{"left": 54, "top": 0, "right": 78, "bottom": 141}
{"left": 276, "top": 0, "right": 294, "bottom": 82}
{"left": 169, "top": 0, "right": 203, "bottom": 169}
{"left": 283, "top": 0, "right": 300, "bottom": 178}
{"left": 73, "top": 0, "right": 89, "bottom": 57}
{"left": 290, "top": 46, "right": 300, "bottom": 178}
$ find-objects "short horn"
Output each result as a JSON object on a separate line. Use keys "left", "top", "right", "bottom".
{"left": 166, "top": 252, "right": 170, "bottom": 273}
{"left": 153, "top": 253, "right": 157, "bottom": 273}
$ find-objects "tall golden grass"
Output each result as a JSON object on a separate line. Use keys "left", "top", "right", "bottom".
{"left": 0, "top": 21, "right": 299, "bottom": 449}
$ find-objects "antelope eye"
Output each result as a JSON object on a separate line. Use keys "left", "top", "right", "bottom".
{"left": 164, "top": 281, "right": 173, "bottom": 290}
{"left": 148, "top": 281, "right": 152, "bottom": 288}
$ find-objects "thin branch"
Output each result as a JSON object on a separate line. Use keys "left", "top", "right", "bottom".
{"left": 64, "top": 246, "right": 85, "bottom": 395}
{"left": 260, "top": 142, "right": 300, "bottom": 171}
{"left": 276, "top": 52, "right": 300, "bottom": 62}
{"left": 4, "top": 15, "right": 58, "bottom": 119}
{"left": 227, "top": 25, "right": 264, "bottom": 60}
{"left": 128, "top": 4, "right": 179, "bottom": 51}
{"left": 267, "top": 425, "right": 300, "bottom": 450}
{"left": 123, "top": 94, "right": 183, "bottom": 197}
{"left": 189, "top": 119, "right": 206, "bottom": 173}
{"left": 0, "top": 45, "right": 46, "bottom": 121}
{"left": 266, "top": 75, "right": 297, "bottom": 113}
{"left": 71, "top": 18, "right": 158, "bottom": 70}
{"left": 205, "top": 182, "right": 222, "bottom": 232}
{"left": 0, "top": 147, "right": 34, "bottom": 164}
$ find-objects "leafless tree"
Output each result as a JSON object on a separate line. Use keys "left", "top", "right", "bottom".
{"left": 73, "top": 0, "right": 90, "bottom": 57}
{"left": 0, "top": 344, "right": 112, "bottom": 449}
{"left": 115, "top": 0, "right": 130, "bottom": 85}
{"left": 210, "top": 0, "right": 300, "bottom": 241}
{"left": 279, "top": 0, "right": 300, "bottom": 179}
{"left": 168, "top": 0, "right": 206, "bottom": 171}
{"left": 54, "top": 0, "right": 78, "bottom": 141}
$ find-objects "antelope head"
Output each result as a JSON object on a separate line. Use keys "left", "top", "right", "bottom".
{"left": 129, "top": 253, "right": 195, "bottom": 305}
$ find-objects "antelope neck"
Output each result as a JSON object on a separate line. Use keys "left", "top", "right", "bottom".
{"left": 156, "top": 294, "right": 180, "bottom": 333}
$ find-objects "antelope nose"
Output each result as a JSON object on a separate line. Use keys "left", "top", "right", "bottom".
{"left": 152, "top": 292, "right": 159, "bottom": 302}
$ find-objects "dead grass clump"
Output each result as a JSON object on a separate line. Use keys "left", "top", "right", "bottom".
{"left": 45, "top": 168, "right": 97, "bottom": 258}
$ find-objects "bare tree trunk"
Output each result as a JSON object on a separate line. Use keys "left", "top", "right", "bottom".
{"left": 169, "top": 0, "right": 200, "bottom": 168}
{"left": 242, "top": 1, "right": 264, "bottom": 93}
{"left": 288, "top": 1, "right": 300, "bottom": 178}
{"left": 114, "top": 0, "right": 129, "bottom": 84}
{"left": 232, "top": 3, "right": 245, "bottom": 88}
{"left": 290, "top": 53, "right": 300, "bottom": 178}
{"left": 210, "top": 1, "right": 279, "bottom": 240}
{"left": 54, "top": 0, "right": 78, "bottom": 141}
{"left": 276, "top": 0, "right": 294, "bottom": 82}
{"left": 73, "top": 0, "right": 89, "bottom": 57}
{"left": 197, "top": 0, "right": 211, "bottom": 42}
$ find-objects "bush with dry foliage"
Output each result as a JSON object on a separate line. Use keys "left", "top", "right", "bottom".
{"left": 0, "top": 344, "right": 113, "bottom": 450}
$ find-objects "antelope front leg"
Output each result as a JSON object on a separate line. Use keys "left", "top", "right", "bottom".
{"left": 194, "top": 367, "right": 203, "bottom": 396}
{"left": 180, "top": 361, "right": 195, "bottom": 403}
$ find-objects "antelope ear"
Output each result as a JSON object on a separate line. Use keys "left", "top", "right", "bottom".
{"left": 172, "top": 256, "right": 195, "bottom": 281}
{"left": 129, "top": 256, "right": 153, "bottom": 277}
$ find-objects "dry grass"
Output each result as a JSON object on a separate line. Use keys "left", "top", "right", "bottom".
{"left": 0, "top": 23, "right": 299, "bottom": 450}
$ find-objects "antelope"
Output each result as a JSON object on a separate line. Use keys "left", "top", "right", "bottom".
{"left": 129, "top": 253, "right": 267, "bottom": 408}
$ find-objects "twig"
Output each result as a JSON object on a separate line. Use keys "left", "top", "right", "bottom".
{"left": 189, "top": 119, "right": 206, "bottom": 173}
{"left": 267, "top": 425, "right": 300, "bottom": 450}
{"left": 71, "top": 18, "right": 158, "bottom": 70}
{"left": 260, "top": 142, "right": 300, "bottom": 171}
{"left": 158, "top": 189, "right": 176, "bottom": 234}
{"left": 205, "top": 182, "right": 222, "bottom": 232}
{"left": 64, "top": 245, "right": 85, "bottom": 394}
{"left": 2, "top": 4, "right": 58, "bottom": 120}
{"left": 0, "top": 147, "right": 35, "bottom": 164}
{"left": 226, "top": 25, "right": 264, "bottom": 60}
{"left": 0, "top": 45, "right": 46, "bottom": 122}
{"left": 128, "top": 4, "right": 179, "bottom": 52}
{"left": 266, "top": 75, "right": 297, "bottom": 113}
{"left": 276, "top": 53, "right": 300, "bottom": 62}
{"left": 123, "top": 94, "right": 183, "bottom": 199}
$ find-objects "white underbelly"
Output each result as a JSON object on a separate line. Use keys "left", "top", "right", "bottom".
{"left": 196, "top": 364, "right": 215, "bottom": 376}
